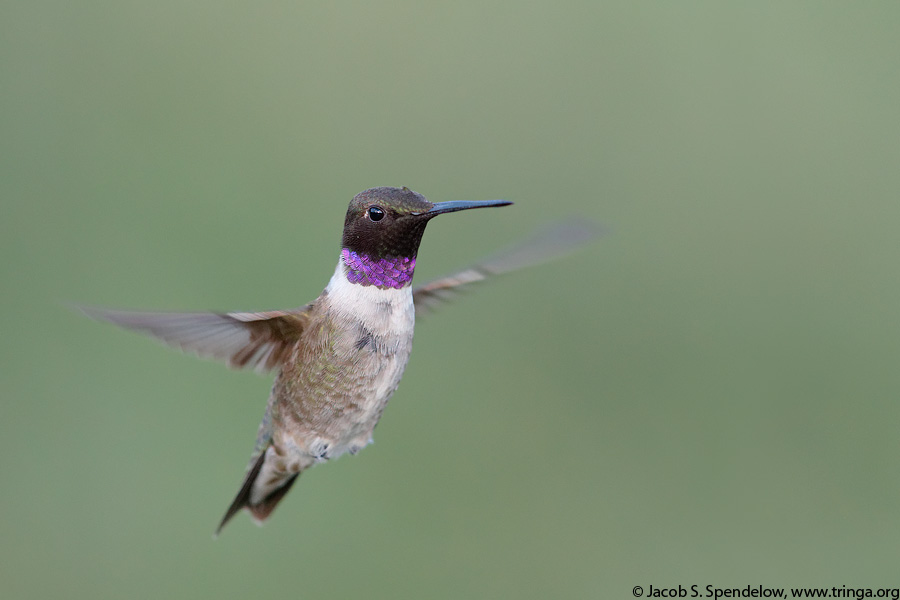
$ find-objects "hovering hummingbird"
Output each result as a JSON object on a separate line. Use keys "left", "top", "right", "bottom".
{"left": 83, "top": 186, "right": 592, "bottom": 535}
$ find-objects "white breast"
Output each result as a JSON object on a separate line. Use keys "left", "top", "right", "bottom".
{"left": 323, "top": 261, "right": 415, "bottom": 337}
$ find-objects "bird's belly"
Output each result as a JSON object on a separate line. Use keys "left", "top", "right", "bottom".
{"left": 274, "top": 281, "right": 415, "bottom": 463}
{"left": 325, "top": 348, "right": 409, "bottom": 457}
{"left": 279, "top": 340, "right": 412, "bottom": 462}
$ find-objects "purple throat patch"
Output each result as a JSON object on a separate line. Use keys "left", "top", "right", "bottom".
{"left": 342, "top": 248, "right": 416, "bottom": 289}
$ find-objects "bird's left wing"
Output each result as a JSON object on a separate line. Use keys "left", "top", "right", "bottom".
{"left": 79, "top": 306, "right": 312, "bottom": 373}
{"left": 413, "top": 220, "right": 599, "bottom": 316}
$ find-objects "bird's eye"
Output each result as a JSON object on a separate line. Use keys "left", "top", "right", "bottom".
{"left": 368, "top": 206, "right": 385, "bottom": 222}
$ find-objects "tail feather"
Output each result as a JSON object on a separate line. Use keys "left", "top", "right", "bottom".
{"left": 247, "top": 474, "right": 299, "bottom": 522}
{"left": 214, "top": 447, "right": 300, "bottom": 537}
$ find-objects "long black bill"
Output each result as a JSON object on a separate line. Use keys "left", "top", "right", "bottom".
{"left": 420, "top": 199, "right": 513, "bottom": 217}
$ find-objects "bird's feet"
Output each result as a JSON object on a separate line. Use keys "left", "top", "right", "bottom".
{"left": 309, "top": 439, "right": 331, "bottom": 461}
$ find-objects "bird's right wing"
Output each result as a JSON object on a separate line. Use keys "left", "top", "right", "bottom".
{"left": 413, "top": 220, "right": 600, "bottom": 316}
{"left": 79, "top": 305, "right": 313, "bottom": 373}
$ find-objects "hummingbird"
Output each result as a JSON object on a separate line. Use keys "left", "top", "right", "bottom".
{"left": 83, "top": 186, "right": 592, "bottom": 535}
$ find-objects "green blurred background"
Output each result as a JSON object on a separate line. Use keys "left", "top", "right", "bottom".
{"left": 3, "top": 1, "right": 900, "bottom": 597}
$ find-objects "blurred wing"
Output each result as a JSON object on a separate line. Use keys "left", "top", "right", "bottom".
{"left": 79, "top": 305, "right": 312, "bottom": 373}
{"left": 413, "top": 219, "right": 601, "bottom": 316}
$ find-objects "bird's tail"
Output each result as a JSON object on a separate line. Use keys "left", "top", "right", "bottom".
{"left": 215, "top": 444, "right": 300, "bottom": 537}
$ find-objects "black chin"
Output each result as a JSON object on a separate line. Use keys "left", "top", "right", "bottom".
{"left": 342, "top": 216, "right": 430, "bottom": 260}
